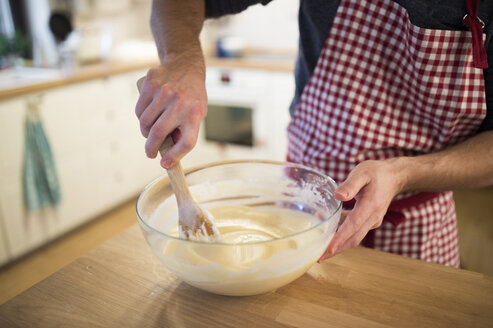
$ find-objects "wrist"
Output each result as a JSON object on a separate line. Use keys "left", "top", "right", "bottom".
{"left": 162, "top": 45, "right": 205, "bottom": 75}
{"left": 385, "top": 156, "right": 417, "bottom": 194}
{"left": 388, "top": 155, "right": 437, "bottom": 193}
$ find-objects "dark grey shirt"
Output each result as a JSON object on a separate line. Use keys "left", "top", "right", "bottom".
{"left": 205, "top": 0, "right": 493, "bottom": 131}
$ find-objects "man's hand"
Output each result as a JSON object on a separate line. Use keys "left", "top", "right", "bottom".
{"left": 136, "top": 0, "right": 206, "bottom": 168}
{"left": 319, "top": 159, "right": 406, "bottom": 261}
{"left": 318, "top": 130, "right": 493, "bottom": 261}
{"left": 135, "top": 57, "right": 207, "bottom": 169}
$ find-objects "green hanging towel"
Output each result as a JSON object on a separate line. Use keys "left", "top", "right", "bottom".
{"left": 23, "top": 98, "right": 61, "bottom": 210}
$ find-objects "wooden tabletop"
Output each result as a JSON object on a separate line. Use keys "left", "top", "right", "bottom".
{"left": 1, "top": 224, "right": 492, "bottom": 327}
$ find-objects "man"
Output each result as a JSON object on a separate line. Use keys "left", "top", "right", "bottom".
{"left": 135, "top": 0, "right": 493, "bottom": 266}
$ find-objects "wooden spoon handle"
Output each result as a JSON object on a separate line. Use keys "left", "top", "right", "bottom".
{"left": 160, "top": 150, "right": 193, "bottom": 204}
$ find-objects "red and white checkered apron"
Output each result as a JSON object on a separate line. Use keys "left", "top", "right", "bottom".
{"left": 287, "top": 0, "right": 487, "bottom": 267}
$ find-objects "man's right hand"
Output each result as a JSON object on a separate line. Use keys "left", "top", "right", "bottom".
{"left": 135, "top": 55, "right": 207, "bottom": 169}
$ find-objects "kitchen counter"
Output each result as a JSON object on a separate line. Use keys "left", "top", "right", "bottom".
{"left": 0, "top": 224, "right": 492, "bottom": 327}
{"left": 0, "top": 55, "right": 295, "bottom": 101}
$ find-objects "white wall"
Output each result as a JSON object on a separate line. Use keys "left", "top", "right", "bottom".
{"left": 202, "top": 0, "right": 299, "bottom": 54}
{"left": 73, "top": 0, "right": 299, "bottom": 59}
{"left": 222, "top": 0, "right": 299, "bottom": 51}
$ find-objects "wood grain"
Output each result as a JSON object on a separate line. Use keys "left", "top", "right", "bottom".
{"left": 0, "top": 224, "right": 492, "bottom": 327}
{"left": 0, "top": 198, "right": 137, "bottom": 304}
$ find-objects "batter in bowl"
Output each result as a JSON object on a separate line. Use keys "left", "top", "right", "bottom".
{"left": 147, "top": 181, "right": 338, "bottom": 296}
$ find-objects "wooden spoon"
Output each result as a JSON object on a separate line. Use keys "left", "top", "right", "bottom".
{"left": 137, "top": 78, "right": 218, "bottom": 240}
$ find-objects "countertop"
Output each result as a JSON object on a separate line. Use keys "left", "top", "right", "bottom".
{"left": 0, "top": 55, "right": 295, "bottom": 101}
{"left": 0, "top": 224, "right": 492, "bottom": 327}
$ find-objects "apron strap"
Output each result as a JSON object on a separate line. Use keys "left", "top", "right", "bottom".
{"left": 463, "top": 0, "right": 488, "bottom": 68}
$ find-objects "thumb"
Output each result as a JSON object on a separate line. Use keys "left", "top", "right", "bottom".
{"left": 335, "top": 172, "right": 369, "bottom": 201}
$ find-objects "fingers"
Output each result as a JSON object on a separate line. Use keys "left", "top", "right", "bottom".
{"left": 145, "top": 98, "right": 202, "bottom": 167}
{"left": 318, "top": 211, "right": 379, "bottom": 262}
{"left": 139, "top": 88, "right": 177, "bottom": 138}
{"left": 160, "top": 121, "right": 200, "bottom": 168}
{"left": 316, "top": 160, "right": 405, "bottom": 263}
{"left": 138, "top": 80, "right": 203, "bottom": 164}
{"left": 335, "top": 168, "right": 371, "bottom": 201}
{"left": 136, "top": 65, "right": 207, "bottom": 168}
{"left": 318, "top": 188, "right": 386, "bottom": 262}
{"left": 328, "top": 192, "right": 375, "bottom": 250}
{"left": 135, "top": 91, "right": 152, "bottom": 121}
{"left": 337, "top": 209, "right": 350, "bottom": 227}
{"left": 135, "top": 77, "right": 155, "bottom": 119}
{"left": 324, "top": 218, "right": 375, "bottom": 260}
{"left": 144, "top": 108, "right": 177, "bottom": 159}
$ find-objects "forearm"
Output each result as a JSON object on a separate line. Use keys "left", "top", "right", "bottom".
{"left": 151, "top": 0, "right": 205, "bottom": 70}
{"left": 394, "top": 130, "right": 493, "bottom": 192}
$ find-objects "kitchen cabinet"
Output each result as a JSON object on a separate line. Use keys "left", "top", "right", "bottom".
{"left": 0, "top": 70, "right": 166, "bottom": 262}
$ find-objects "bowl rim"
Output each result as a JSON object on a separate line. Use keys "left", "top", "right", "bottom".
{"left": 136, "top": 159, "right": 342, "bottom": 245}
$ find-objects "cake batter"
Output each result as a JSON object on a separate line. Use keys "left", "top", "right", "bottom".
{"left": 147, "top": 185, "right": 339, "bottom": 295}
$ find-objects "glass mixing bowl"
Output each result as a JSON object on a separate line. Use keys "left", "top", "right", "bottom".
{"left": 136, "top": 160, "right": 341, "bottom": 296}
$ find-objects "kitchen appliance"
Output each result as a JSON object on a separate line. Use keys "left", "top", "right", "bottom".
{"left": 202, "top": 68, "right": 292, "bottom": 162}
{"left": 205, "top": 104, "right": 253, "bottom": 146}
{"left": 136, "top": 160, "right": 341, "bottom": 296}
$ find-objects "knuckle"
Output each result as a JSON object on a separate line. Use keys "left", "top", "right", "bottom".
{"left": 369, "top": 202, "right": 381, "bottom": 214}
{"left": 351, "top": 239, "right": 360, "bottom": 249}
{"left": 144, "top": 77, "right": 160, "bottom": 92}
{"left": 372, "top": 198, "right": 386, "bottom": 211}
{"left": 140, "top": 125, "right": 150, "bottom": 138}
{"left": 151, "top": 80, "right": 163, "bottom": 91}
{"left": 181, "top": 136, "right": 196, "bottom": 151}
{"left": 144, "top": 141, "right": 154, "bottom": 157}
{"left": 174, "top": 94, "right": 188, "bottom": 110}
{"left": 146, "top": 67, "right": 162, "bottom": 80}
{"left": 188, "top": 103, "right": 207, "bottom": 121}
{"left": 139, "top": 115, "right": 152, "bottom": 129}
{"left": 356, "top": 161, "right": 374, "bottom": 174}
{"left": 372, "top": 220, "right": 383, "bottom": 229}
{"left": 153, "top": 127, "right": 167, "bottom": 140}
{"left": 146, "top": 129, "right": 162, "bottom": 144}
{"left": 355, "top": 234, "right": 366, "bottom": 247}
{"left": 158, "top": 85, "right": 172, "bottom": 100}
{"left": 146, "top": 68, "right": 157, "bottom": 78}
{"left": 197, "top": 104, "right": 208, "bottom": 119}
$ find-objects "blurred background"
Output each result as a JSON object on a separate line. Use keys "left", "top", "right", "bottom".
{"left": 0, "top": 0, "right": 491, "bottom": 304}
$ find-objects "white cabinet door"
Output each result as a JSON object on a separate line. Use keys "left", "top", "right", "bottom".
{"left": 95, "top": 70, "right": 164, "bottom": 205}
{"left": 0, "top": 71, "right": 164, "bottom": 260}
{"left": 41, "top": 71, "right": 164, "bottom": 237}
{"left": 41, "top": 80, "right": 110, "bottom": 236}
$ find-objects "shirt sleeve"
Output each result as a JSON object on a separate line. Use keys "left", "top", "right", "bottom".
{"left": 205, "top": 0, "right": 273, "bottom": 18}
